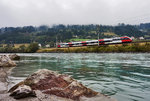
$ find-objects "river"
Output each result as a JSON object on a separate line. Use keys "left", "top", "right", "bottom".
{"left": 7, "top": 53, "right": 150, "bottom": 101}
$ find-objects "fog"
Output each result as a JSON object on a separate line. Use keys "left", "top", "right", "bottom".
{"left": 0, "top": 0, "right": 150, "bottom": 27}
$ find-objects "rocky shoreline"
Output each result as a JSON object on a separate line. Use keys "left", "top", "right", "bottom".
{"left": 0, "top": 54, "right": 117, "bottom": 101}
{"left": 0, "top": 54, "right": 18, "bottom": 99}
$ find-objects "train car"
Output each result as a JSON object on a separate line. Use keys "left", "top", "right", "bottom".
{"left": 57, "top": 36, "right": 132, "bottom": 48}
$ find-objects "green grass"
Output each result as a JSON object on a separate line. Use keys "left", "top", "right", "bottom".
{"left": 69, "top": 38, "right": 96, "bottom": 42}
{"left": 37, "top": 42, "right": 150, "bottom": 53}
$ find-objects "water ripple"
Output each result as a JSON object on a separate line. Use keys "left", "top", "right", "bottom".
{"left": 7, "top": 53, "right": 150, "bottom": 101}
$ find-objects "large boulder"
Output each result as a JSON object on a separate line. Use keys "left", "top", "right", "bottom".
{"left": 10, "top": 85, "right": 36, "bottom": 99}
{"left": 9, "top": 69, "right": 117, "bottom": 101}
{"left": 0, "top": 55, "right": 16, "bottom": 67}
{"left": 9, "top": 54, "right": 20, "bottom": 60}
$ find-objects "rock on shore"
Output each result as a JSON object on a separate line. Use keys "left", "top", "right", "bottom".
{"left": 0, "top": 55, "right": 16, "bottom": 67}
{"left": 9, "top": 69, "right": 117, "bottom": 101}
{"left": 0, "top": 67, "right": 14, "bottom": 101}
{"left": 0, "top": 54, "right": 17, "bottom": 96}
{"left": 9, "top": 54, "right": 20, "bottom": 60}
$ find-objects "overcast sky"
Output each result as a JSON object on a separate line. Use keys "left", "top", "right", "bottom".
{"left": 0, "top": 0, "right": 150, "bottom": 27}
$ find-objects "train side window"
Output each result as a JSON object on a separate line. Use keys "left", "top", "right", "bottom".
{"left": 121, "top": 38, "right": 129, "bottom": 40}
{"left": 90, "top": 41, "right": 98, "bottom": 43}
{"left": 113, "top": 39, "right": 120, "bottom": 40}
{"left": 81, "top": 42, "right": 87, "bottom": 44}
{"left": 99, "top": 41, "right": 104, "bottom": 43}
{"left": 104, "top": 40, "right": 111, "bottom": 42}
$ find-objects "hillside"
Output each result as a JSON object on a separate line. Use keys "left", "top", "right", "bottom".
{"left": 0, "top": 23, "right": 150, "bottom": 46}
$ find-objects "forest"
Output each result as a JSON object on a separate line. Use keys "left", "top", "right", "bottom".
{"left": 0, "top": 23, "right": 150, "bottom": 46}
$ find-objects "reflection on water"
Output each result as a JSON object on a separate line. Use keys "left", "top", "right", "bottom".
{"left": 9, "top": 53, "right": 150, "bottom": 101}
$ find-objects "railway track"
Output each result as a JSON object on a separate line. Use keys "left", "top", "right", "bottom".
{"left": 132, "top": 40, "right": 150, "bottom": 43}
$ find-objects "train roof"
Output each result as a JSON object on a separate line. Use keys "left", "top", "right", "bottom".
{"left": 59, "top": 36, "right": 131, "bottom": 44}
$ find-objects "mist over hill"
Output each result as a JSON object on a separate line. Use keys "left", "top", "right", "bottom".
{"left": 0, "top": 23, "right": 150, "bottom": 45}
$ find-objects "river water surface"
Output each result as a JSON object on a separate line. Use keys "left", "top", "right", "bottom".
{"left": 8, "top": 53, "right": 150, "bottom": 101}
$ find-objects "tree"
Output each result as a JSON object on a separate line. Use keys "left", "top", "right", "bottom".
{"left": 26, "top": 42, "right": 39, "bottom": 53}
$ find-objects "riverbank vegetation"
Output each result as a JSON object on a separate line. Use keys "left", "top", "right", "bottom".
{"left": 37, "top": 42, "right": 150, "bottom": 53}
{"left": 0, "top": 23, "right": 150, "bottom": 46}
{"left": 0, "top": 42, "right": 150, "bottom": 53}
{"left": 0, "top": 43, "right": 39, "bottom": 53}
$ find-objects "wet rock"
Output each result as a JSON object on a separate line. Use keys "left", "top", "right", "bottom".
{"left": 9, "top": 54, "right": 20, "bottom": 60}
{"left": 10, "top": 85, "right": 36, "bottom": 99}
{"left": 1, "top": 91, "right": 74, "bottom": 101}
{"left": 9, "top": 69, "right": 117, "bottom": 101}
{"left": 0, "top": 68, "right": 9, "bottom": 94}
{"left": 0, "top": 55, "right": 16, "bottom": 67}
{"left": 0, "top": 67, "right": 15, "bottom": 101}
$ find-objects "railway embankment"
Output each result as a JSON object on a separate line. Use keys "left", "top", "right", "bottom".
{"left": 37, "top": 41, "right": 150, "bottom": 53}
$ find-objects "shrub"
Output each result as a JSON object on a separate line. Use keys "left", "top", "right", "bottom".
{"left": 26, "top": 43, "right": 39, "bottom": 53}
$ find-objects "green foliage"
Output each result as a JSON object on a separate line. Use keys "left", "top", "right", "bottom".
{"left": 0, "top": 44, "right": 17, "bottom": 53}
{"left": 0, "top": 43, "right": 39, "bottom": 53}
{"left": 0, "top": 24, "right": 149, "bottom": 45}
{"left": 69, "top": 38, "right": 92, "bottom": 42}
{"left": 18, "top": 45, "right": 26, "bottom": 53}
{"left": 26, "top": 43, "right": 39, "bottom": 53}
{"left": 38, "top": 43, "right": 150, "bottom": 53}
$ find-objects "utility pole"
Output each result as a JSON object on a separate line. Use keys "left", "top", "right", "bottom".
{"left": 98, "top": 32, "right": 99, "bottom": 46}
{"left": 56, "top": 36, "right": 58, "bottom": 48}
{"left": 97, "top": 25, "right": 100, "bottom": 46}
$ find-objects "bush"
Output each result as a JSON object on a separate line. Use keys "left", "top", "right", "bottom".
{"left": 26, "top": 43, "right": 39, "bottom": 53}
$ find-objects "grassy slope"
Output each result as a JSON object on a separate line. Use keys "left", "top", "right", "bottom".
{"left": 37, "top": 42, "right": 150, "bottom": 53}
{"left": 1, "top": 44, "right": 29, "bottom": 48}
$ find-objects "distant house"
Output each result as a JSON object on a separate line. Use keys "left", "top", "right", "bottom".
{"left": 86, "top": 36, "right": 91, "bottom": 38}
{"left": 73, "top": 35, "right": 78, "bottom": 38}
{"left": 131, "top": 36, "right": 135, "bottom": 40}
{"left": 139, "top": 37, "right": 144, "bottom": 40}
{"left": 45, "top": 44, "right": 50, "bottom": 48}
{"left": 38, "top": 44, "right": 42, "bottom": 47}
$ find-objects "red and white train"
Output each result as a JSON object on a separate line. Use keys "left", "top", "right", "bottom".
{"left": 57, "top": 36, "right": 132, "bottom": 48}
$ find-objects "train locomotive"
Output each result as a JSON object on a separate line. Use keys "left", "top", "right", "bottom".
{"left": 57, "top": 36, "right": 132, "bottom": 48}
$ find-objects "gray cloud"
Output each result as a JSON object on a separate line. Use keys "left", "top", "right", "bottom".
{"left": 0, "top": 0, "right": 150, "bottom": 27}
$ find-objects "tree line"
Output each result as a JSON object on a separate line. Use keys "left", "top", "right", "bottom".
{"left": 0, "top": 43, "right": 39, "bottom": 53}
{"left": 0, "top": 23, "right": 150, "bottom": 45}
